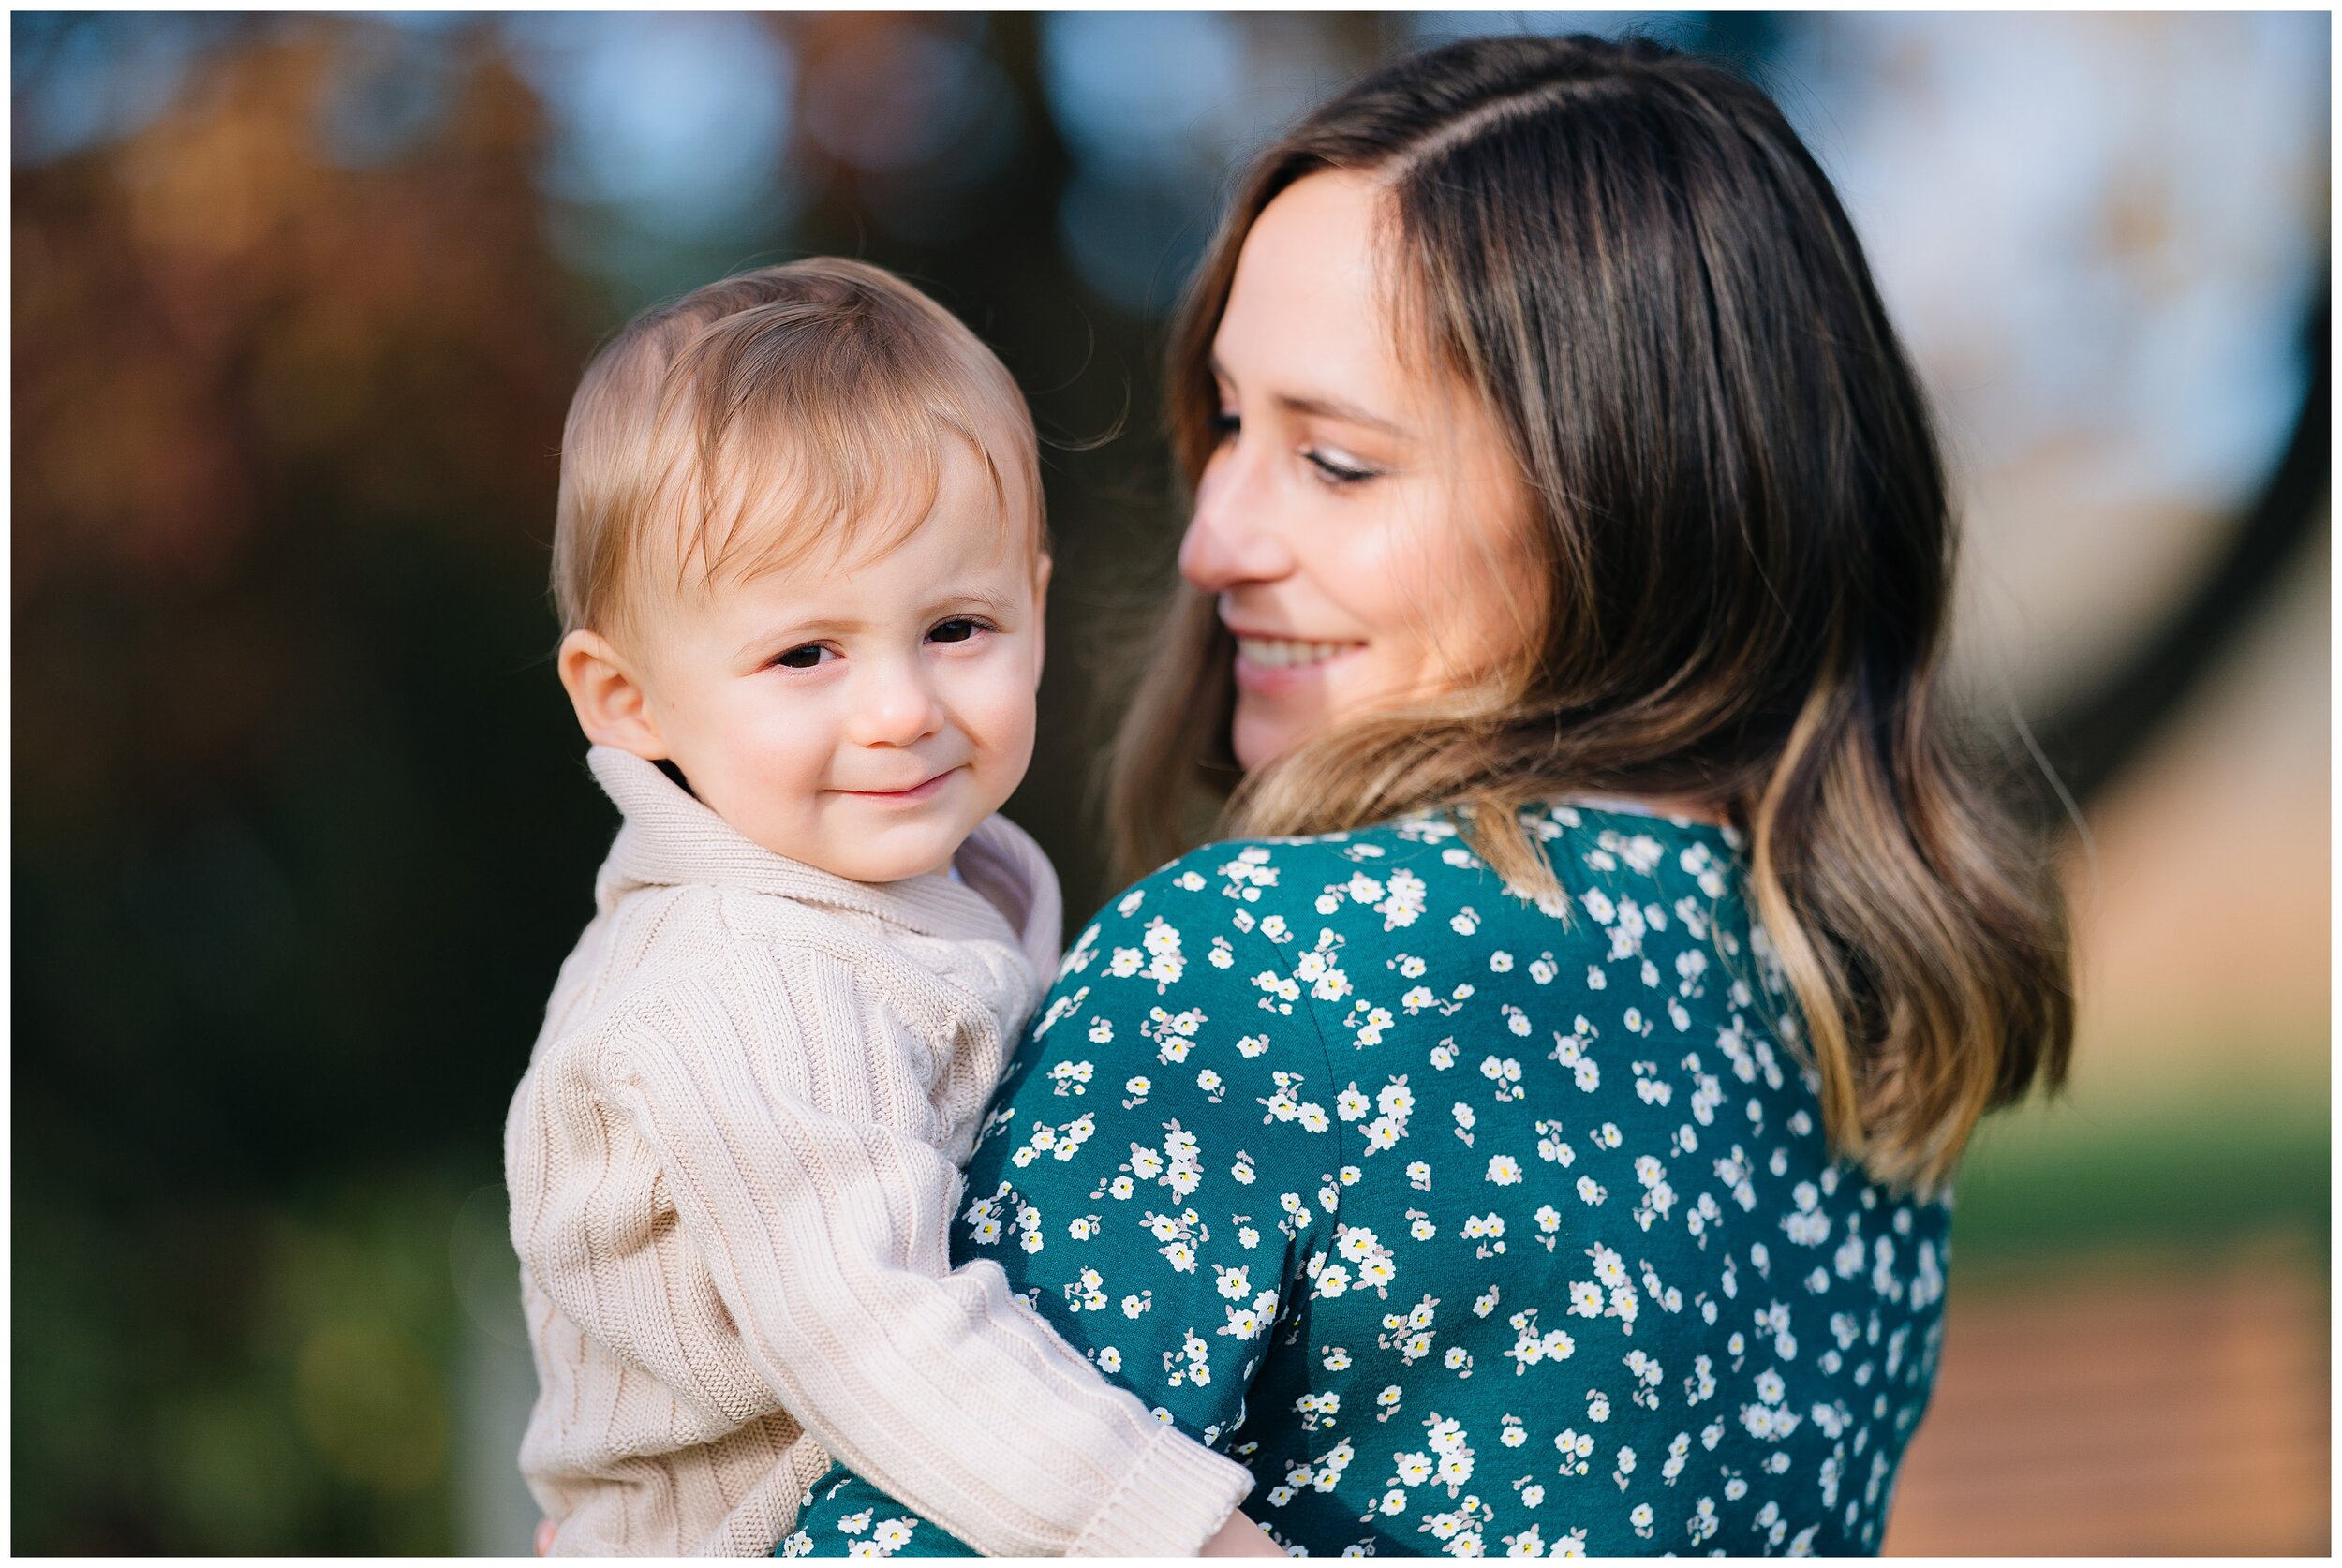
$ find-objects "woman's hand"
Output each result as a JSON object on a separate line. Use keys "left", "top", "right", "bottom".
{"left": 534, "top": 1519, "right": 554, "bottom": 1556}
{"left": 1201, "top": 1509, "right": 1284, "bottom": 1557}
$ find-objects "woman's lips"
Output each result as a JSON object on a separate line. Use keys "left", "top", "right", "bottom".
{"left": 1231, "top": 633, "right": 1364, "bottom": 692}
{"left": 834, "top": 768, "right": 957, "bottom": 804}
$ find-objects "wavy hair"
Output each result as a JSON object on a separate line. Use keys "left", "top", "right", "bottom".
{"left": 1108, "top": 34, "right": 2073, "bottom": 1194}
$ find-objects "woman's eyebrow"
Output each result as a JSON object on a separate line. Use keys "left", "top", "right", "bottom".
{"left": 1210, "top": 353, "right": 1412, "bottom": 438}
{"left": 1272, "top": 391, "right": 1412, "bottom": 438}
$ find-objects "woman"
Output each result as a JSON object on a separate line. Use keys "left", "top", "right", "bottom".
{"left": 788, "top": 33, "right": 2071, "bottom": 1557}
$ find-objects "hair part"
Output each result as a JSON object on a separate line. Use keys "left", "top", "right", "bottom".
{"left": 552, "top": 258, "right": 1045, "bottom": 647}
{"left": 1110, "top": 33, "right": 2073, "bottom": 1196}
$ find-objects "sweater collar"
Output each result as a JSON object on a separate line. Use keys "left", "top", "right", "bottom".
{"left": 586, "top": 745, "right": 1052, "bottom": 959}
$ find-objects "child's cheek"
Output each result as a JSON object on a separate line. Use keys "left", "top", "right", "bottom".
{"left": 963, "top": 659, "right": 1038, "bottom": 789}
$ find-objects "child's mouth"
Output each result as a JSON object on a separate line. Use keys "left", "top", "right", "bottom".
{"left": 835, "top": 768, "right": 957, "bottom": 804}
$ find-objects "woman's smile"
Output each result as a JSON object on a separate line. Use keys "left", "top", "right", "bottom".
{"left": 1230, "top": 629, "right": 1367, "bottom": 689}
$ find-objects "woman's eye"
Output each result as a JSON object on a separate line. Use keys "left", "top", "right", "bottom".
{"left": 1208, "top": 408, "right": 1241, "bottom": 442}
{"left": 928, "top": 617, "right": 989, "bottom": 644}
{"left": 773, "top": 643, "right": 834, "bottom": 670}
{"left": 1303, "top": 447, "right": 1379, "bottom": 486}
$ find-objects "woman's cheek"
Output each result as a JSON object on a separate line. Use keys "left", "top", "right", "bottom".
{"left": 1343, "top": 497, "right": 1448, "bottom": 697}
{"left": 1384, "top": 481, "right": 1536, "bottom": 689}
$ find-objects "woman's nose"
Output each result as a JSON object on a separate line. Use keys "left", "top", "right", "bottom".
{"left": 1178, "top": 447, "right": 1293, "bottom": 591}
{"left": 849, "top": 658, "right": 946, "bottom": 747}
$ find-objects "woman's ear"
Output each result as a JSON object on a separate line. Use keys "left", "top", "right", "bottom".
{"left": 556, "top": 629, "right": 668, "bottom": 759}
{"left": 1030, "top": 553, "right": 1054, "bottom": 689}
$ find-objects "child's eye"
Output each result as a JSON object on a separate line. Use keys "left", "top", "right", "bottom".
{"left": 772, "top": 643, "right": 835, "bottom": 670}
{"left": 927, "top": 617, "right": 992, "bottom": 645}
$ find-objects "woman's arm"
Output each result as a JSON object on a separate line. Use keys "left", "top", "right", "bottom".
{"left": 790, "top": 849, "right": 1350, "bottom": 1549}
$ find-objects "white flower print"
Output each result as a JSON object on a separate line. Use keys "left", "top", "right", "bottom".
{"left": 1481, "top": 1054, "right": 1526, "bottom": 1099}
{"left": 790, "top": 824, "right": 1954, "bottom": 1560}
{"left": 1503, "top": 1308, "right": 1576, "bottom": 1375}
{"left": 1345, "top": 999, "right": 1396, "bottom": 1046}
{"left": 1375, "top": 869, "right": 1428, "bottom": 929}
{"left": 1252, "top": 969, "right": 1300, "bottom": 1013}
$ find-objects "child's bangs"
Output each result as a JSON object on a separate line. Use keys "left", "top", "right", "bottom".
{"left": 648, "top": 330, "right": 1030, "bottom": 600}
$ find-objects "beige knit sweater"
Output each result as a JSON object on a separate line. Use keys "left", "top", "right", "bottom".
{"left": 506, "top": 747, "right": 1254, "bottom": 1556}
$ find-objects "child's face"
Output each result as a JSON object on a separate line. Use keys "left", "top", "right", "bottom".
{"left": 618, "top": 439, "right": 1045, "bottom": 883}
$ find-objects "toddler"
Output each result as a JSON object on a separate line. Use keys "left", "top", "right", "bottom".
{"left": 506, "top": 260, "right": 1261, "bottom": 1555}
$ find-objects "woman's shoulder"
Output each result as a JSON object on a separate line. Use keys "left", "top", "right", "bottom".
{"left": 1062, "top": 804, "right": 1746, "bottom": 962}
{"left": 1049, "top": 817, "right": 1469, "bottom": 989}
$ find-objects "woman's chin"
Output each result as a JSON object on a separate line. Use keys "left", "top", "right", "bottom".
{"left": 1232, "top": 703, "right": 1328, "bottom": 777}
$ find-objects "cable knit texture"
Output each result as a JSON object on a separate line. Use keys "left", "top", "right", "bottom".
{"left": 506, "top": 747, "right": 1255, "bottom": 1556}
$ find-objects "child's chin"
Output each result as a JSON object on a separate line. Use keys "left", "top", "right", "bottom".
{"left": 825, "top": 830, "right": 961, "bottom": 886}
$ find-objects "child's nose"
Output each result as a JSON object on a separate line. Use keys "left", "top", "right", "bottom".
{"left": 851, "top": 661, "right": 945, "bottom": 747}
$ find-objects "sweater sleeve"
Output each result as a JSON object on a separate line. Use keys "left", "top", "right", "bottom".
{"left": 592, "top": 956, "right": 1256, "bottom": 1559}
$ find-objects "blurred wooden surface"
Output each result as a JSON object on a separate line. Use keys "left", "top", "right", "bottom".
{"left": 1883, "top": 1246, "right": 2330, "bottom": 1554}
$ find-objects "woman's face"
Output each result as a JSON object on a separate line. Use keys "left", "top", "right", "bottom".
{"left": 1179, "top": 168, "right": 1541, "bottom": 774}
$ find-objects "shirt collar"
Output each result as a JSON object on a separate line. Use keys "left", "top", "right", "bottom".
{"left": 586, "top": 744, "right": 1031, "bottom": 948}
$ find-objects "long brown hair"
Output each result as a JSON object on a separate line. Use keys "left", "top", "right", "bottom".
{"left": 1108, "top": 33, "right": 2072, "bottom": 1195}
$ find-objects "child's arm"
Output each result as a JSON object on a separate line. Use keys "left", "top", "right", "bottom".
{"left": 1203, "top": 1511, "right": 1286, "bottom": 1556}
{"left": 589, "top": 980, "right": 1254, "bottom": 1558}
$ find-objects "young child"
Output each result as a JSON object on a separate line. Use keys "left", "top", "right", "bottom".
{"left": 506, "top": 259, "right": 1264, "bottom": 1556}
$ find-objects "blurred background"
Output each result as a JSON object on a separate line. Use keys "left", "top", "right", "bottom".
{"left": 11, "top": 10, "right": 2328, "bottom": 1555}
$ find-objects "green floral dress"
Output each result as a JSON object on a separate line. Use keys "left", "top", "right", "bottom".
{"left": 779, "top": 805, "right": 1951, "bottom": 1558}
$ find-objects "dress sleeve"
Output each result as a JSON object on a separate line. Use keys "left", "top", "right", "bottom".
{"left": 593, "top": 949, "right": 1255, "bottom": 1559}
{"left": 944, "top": 853, "right": 1351, "bottom": 1450}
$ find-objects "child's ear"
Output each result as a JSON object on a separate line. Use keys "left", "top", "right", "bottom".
{"left": 557, "top": 629, "right": 668, "bottom": 759}
{"left": 1030, "top": 554, "right": 1053, "bottom": 688}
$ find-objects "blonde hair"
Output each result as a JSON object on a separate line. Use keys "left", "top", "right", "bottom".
{"left": 1110, "top": 36, "right": 2073, "bottom": 1198}
{"left": 552, "top": 258, "right": 1044, "bottom": 643}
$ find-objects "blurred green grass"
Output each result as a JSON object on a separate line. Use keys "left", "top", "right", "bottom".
{"left": 1948, "top": 1053, "right": 2330, "bottom": 1270}
{"left": 14, "top": 1170, "right": 476, "bottom": 1555}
